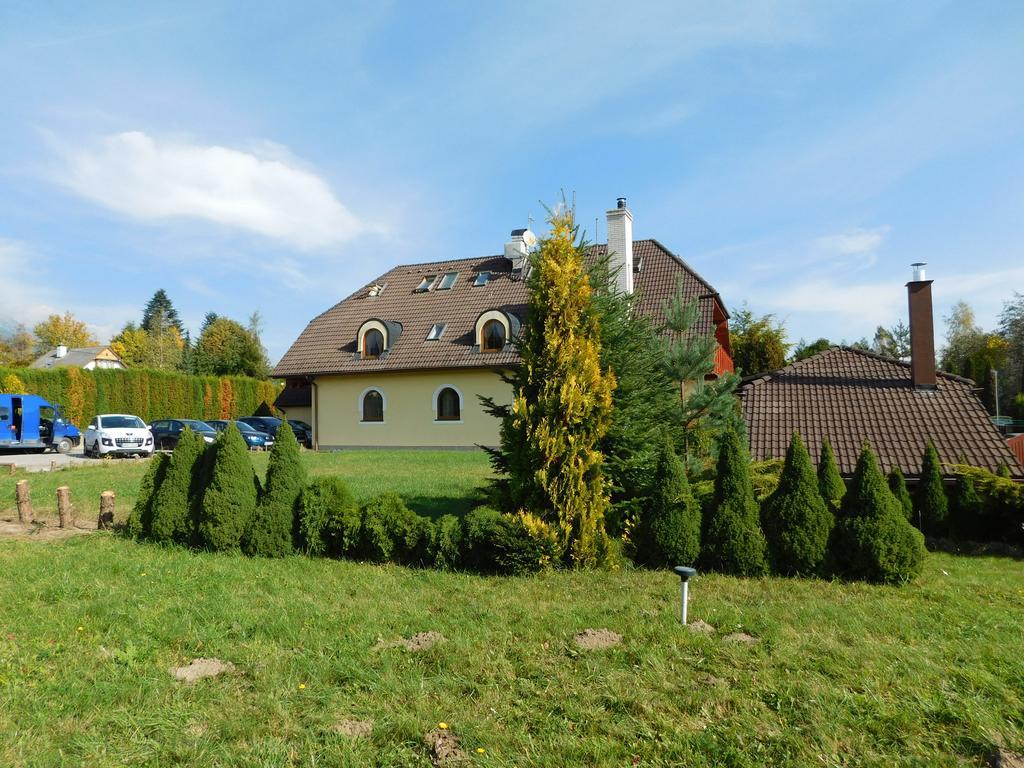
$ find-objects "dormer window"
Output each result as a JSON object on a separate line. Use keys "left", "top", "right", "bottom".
{"left": 415, "top": 275, "right": 436, "bottom": 292}
{"left": 482, "top": 320, "right": 506, "bottom": 352}
{"left": 363, "top": 329, "right": 384, "bottom": 358}
{"left": 437, "top": 272, "right": 458, "bottom": 290}
{"left": 473, "top": 272, "right": 491, "bottom": 287}
{"left": 426, "top": 323, "right": 446, "bottom": 341}
{"left": 357, "top": 319, "right": 393, "bottom": 359}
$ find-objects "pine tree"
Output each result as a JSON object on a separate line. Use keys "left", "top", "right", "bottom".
{"left": 702, "top": 428, "right": 768, "bottom": 576}
{"left": 197, "top": 424, "right": 260, "bottom": 550}
{"left": 887, "top": 466, "right": 914, "bottom": 522}
{"left": 950, "top": 473, "right": 982, "bottom": 540}
{"left": 485, "top": 205, "right": 616, "bottom": 568}
{"left": 833, "top": 443, "right": 925, "bottom": 583}
{"left": 142, "top": 289, "right": 184, "bottom": 334}
{"left": 629, "top": 434, "right": 701, "bottom": 567}
{"left": 761, "top": 433, "right": 833, "bottom": 576}
{"left": 149, "top": 428, "right": 207, "bottom": 544}
{"left": 244, "top": 421, "right": 305, "bottom": 557}
{"left": 914, "top": 441, "right": 949, "bottom": 535}
{"left": 124, "top": 453, "right": 169, "bottom": 539}
{"left": 817, "top": 438, "right": 846, "bottom": 514}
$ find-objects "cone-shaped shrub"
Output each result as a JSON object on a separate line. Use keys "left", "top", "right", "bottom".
{"left": 817, "top": 438, "right": 846, "bottom": 514}
{"left": 761, "top": 433, "right": 833, "bottom": 576}
{"left": 150, "top": 428, "right": 207, "bottom": 544}
{"left": 297, "top": 476, "right": 360, "bottom": 557}
{"left": 833, "top": 444, "right": 925, "bottom": 584}
{"left": 125, "top": 453, "right": 169, "bottom": 539}
{"left": 630, "top": 435, "right": 701, "bottom": 567}
{"left": 950, "top": 473, "right": 982, "bottom": 540}
{"left": 887, "top": 466, "right": 914, "bottom": 522}
{"left": 914, "top": 441, "right": 949, "bottom": 535}
{"left": 197, "top": 424, "right": 259, "bottom": 550}
{"left": 701, "top": 429, "right": 768, "bottom": 576}
{"left": 244, "top": 422, "right": 305, "bottom": 557}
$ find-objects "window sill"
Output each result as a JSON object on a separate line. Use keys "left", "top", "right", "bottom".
{"left": 359, "top": 420, "right": 386, "bottom": 425}
{"left": 434, "top": 419, "right": 464, "bottom": 424}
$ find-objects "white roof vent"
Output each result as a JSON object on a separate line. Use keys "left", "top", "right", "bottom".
{"left": 55, "top": 345, "right": 69, "bottom": 359}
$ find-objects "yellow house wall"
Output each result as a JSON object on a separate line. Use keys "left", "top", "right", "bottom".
{"left": 279, "top": 405, "right": 313, "bottom": 425}
{"left": 314, "top": 368, "right": 512, "bottom": 448}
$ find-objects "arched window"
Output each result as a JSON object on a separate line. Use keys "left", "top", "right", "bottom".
{"left": 436, "top": 387, "right": 461, "bottom": 421}
{"left": 363, "top": 328, "right": 385, "bottom": 359}
{"left": 361, "top": 389, "right": 384, "bottom": 422}
{"left": 481, "top": 319, "right": 506, "bottom": 352}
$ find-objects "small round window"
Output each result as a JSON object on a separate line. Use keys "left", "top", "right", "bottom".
{"left": 436, "top": 387, "right": 461, "bottom": 421}
{"left": 362, "top": 390, "right": 384, "bottom": 422}
{"left": 363, "top": 328, "right": 385, "bottom": 359}
{"left": 481, "top": 319, "right": 506, "bottom": 352}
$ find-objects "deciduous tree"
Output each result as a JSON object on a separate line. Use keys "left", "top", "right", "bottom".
{"left": 32, "top": 312, "right": 96, "bottom": 353}
{"left": 729, "top": 303, "right": 789, "bottom": 376}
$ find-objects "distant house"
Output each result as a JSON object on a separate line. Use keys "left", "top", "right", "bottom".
{"left": 740, "top": 267, "right": 1023, "bottom": 480}
{"left": 274, "top": 199, "right": 734, "bottom": 449}
{"left": 30, "top": 345, "right": 126, "bottom": 371}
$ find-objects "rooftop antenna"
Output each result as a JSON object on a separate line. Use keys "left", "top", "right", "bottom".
{"left": 595, "top": 217, "right": 599, "bottom": 243}
{"left": 527, "top": 213, "right": 534, "bottom": 232}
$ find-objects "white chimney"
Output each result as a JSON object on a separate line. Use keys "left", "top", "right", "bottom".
{"left": 606, "top": 197, "right": 634, "bottom": 294}
{"left": 55, "top": 345, "right": 69, "bottom": 359}
{"left": 504, "top": 228, "right": 537, "bottom": 272}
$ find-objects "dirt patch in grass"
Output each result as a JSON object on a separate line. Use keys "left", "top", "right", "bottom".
{"left": 0, "top": 519, "right": 96, "bottom": 541}
{"left": 722, "top": 632, "right": 759, "bottom": 645}
{"left": 424, "top": 728, "right": 468, "bottom": 765}
{"left": 574, "top": 628, "right": 622, "bottom": 650}
{"left": 374, "top": 631, "right": 446, "bottom": 652}
{"left": 992, "top": 748, "right": 1024, "bottom": 768}
{"left": 332, "top": 718, "right": 373, "bottom": 738}
{"left": 687, "top": 619, "right": 715, "bottom": 634}
{"left": 169, "top": 658, "right": 236, "bottom": 683}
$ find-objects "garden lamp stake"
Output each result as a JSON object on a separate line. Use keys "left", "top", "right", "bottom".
{"left": 673, "top": 566, "right": 697, "bottom": 625}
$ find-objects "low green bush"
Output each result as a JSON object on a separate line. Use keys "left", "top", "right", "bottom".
{"left": 297, "top": 476, "right": 360, "bottom": 557}
{"left": 460, "top": 507, "right": 553, "bottom": 576}
{"left": 432, "top": 514, "right": 464, "bottom": 570}
{"left": 358, "top": 492, "right": 433, "bottom": 566}
{"left": 948, "top": 464, "right": 1023, "bottom": 543}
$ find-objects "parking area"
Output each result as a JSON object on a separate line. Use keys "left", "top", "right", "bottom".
{"left": 0, "top": 447, "right": 144, "bottom": 473}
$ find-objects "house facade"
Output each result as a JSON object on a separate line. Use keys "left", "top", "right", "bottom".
{"left": 274, "top": 200, "right": 734, "bottom": 449}
{"left": 30, "top": 345, "right": 126, "bottom": 371}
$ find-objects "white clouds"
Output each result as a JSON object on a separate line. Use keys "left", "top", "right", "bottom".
{"left": 55, "top": 131, "right": 366, "bottom": 249}
{"left": 815, "top": 226, "right": 891, "bottom": 256}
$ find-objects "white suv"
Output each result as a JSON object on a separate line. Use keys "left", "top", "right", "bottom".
{"left": 84, "top": 414, "right": 154, "bottom": 458}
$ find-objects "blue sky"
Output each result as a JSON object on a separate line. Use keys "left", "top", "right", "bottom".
{"left": 1, "top": 1, "right": 1022, "bottom": 363}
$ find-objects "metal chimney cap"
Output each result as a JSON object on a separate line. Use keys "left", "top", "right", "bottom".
{"left": 910, "top": 262, "right": 927, "bottom": 282}
{"left": 616, "top": 197, "right": 627, "bottom": 209}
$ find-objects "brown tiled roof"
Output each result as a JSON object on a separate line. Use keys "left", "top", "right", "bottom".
{"left": 740, "top": 346, "right": 1023, "bottom": 479}
{"left": 273, "top": 240, "right": 725, "bottom": 377}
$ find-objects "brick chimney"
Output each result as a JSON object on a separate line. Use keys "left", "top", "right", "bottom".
{"left": 907, "top": 263, "right": 937, "bottom": 389}
{"left": 606, "top": 197, "right": 634, "bottom": 295}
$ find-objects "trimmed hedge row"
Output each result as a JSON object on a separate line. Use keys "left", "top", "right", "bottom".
{"left": 0, "top": 366, "right": 279, "bottom": 426}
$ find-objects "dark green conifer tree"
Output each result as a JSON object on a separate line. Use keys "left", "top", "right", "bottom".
{"left": 914, "top": 440, "right": 949, "bottom": 535}
{"left": 887, "top": 466, "right": 914, "bottom": 522}
{"left": 244, "top": 422, "right": 306, "bottom": 557}
{"left": 629, "top": 434, "right": 701, "bottom": 567}
{"left": 150, "top": 428, "right": 207, "bottom": 544}
{"left": 197, "top": 424, "right": 259, "bottom": 550}
{"left": 761, "top": 433, "right": 833, "bottom": 576}
{"left": 817, "top": 438, "right": 846, "bottom": 514}
{"left": 833, "top": 443, "right": 925, "bottom": 584}
{"left": 701, "top": 428, "right": 768, "bottom": 576}
{"left": 125, "top": 453, "right": 169, "bottom": 539}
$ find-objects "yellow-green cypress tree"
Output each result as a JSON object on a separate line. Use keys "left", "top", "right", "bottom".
{"left": 505, "top": 207, "right": 616, "bottom": 567}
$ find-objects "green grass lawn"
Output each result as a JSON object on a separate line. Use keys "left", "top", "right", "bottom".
{"left": 0, "top": 535, "right": 1021, "bottom": 767}
{"left": 0, "top": 449, "right": 493, "bottom": 523}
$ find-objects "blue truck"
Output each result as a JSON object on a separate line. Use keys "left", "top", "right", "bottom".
{"left": 0, "top": 394, "right": 81, "bottom": 454}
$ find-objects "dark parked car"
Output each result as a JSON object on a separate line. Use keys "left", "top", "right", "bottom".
{"left": 238, "top": 416, "right": 312, "bottom": 448}
{"left": 149, "top": 419, "right": 218, "bottom": 450}
{"left": 207, "top": 419, "right": 275, "bottom": 450}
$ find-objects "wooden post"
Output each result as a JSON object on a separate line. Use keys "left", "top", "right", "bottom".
{"left": 57, "top": 486, "right": 72, "bottom": 529}
{"left": 16, "top": 480, "right": 32, "bottom": 523}
{"left": 98, "top": 491, "right": 115, "bottom": 530}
